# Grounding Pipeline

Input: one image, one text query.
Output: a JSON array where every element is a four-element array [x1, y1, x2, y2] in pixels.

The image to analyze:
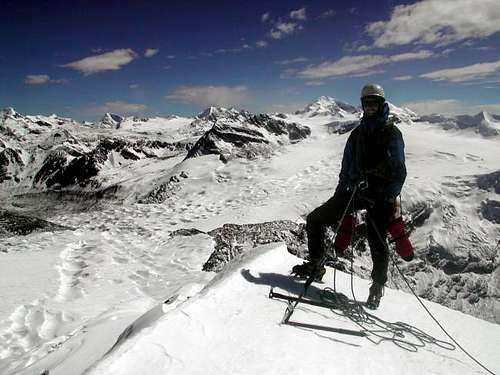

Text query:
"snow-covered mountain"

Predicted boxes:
[[98, 113, 124, 129], [416, 111, 500, 137], [295, 95, 360, 118], [1, 101, 500, 374]]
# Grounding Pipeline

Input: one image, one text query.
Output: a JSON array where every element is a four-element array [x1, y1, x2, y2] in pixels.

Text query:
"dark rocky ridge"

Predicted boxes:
[[0, 209, 72, 239], [481, 199, 500, 224], [477, 170, 500, 194], [185, 115, 310, 161], [34, 137, 188, 188]]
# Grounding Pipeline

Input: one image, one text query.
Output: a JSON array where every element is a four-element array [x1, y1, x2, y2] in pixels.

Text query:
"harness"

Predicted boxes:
[[351, 119, 400, 193]]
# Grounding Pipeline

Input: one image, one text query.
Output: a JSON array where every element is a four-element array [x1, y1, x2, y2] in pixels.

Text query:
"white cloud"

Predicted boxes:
[[349, 8, 358, 15], [393, 75, 413, 81], [166, 85, 249, 107], [300, 55, 386, 78], [290, 8, 306, 21], [24, 74, 67, 85], [356, 45, 372, 52], [62, 49, 138, 75], [129, 84, 140, 89], [261, 12, 270, 22], [256, 40, 268, 48], [305, 81, 326, 86], [24, 74, 50, 84], [366, 0, 500, 48], [402, 99, 462, 115], [420, 60, 500, 82], [442, 48, 456, 55], [97, 101, 147, 114], [276, 57, 309, 65], [166, 55, 176, 59], [390, 50, 434, 62], [299, 51, 434, 79], [144, 48, 159, 57], [319, 9, 336, 19], [270, 21, 303, 40]]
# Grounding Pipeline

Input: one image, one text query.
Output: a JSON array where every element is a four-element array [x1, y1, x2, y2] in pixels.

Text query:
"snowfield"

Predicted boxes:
[[0, 98, 499, 374], [87, 245, 500, 375]]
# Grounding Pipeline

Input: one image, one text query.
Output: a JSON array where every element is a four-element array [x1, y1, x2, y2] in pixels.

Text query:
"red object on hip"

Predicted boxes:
[[334, 214, 355, 254], [388, 217, 414, 261]]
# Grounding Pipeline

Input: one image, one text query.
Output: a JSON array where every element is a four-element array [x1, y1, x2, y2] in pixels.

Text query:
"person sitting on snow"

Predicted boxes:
[[292, 83, 414, 309]]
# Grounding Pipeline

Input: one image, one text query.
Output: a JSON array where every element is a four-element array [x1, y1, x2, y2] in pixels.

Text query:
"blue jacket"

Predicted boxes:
[[336, 103, 407, 201]]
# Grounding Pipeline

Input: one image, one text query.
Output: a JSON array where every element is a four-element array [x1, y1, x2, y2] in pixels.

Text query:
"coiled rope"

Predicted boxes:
[[323, 191, 496, 374]]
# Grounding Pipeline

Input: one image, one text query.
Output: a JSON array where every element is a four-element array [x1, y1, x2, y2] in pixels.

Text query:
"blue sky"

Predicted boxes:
[[1, 0, 499, 121]]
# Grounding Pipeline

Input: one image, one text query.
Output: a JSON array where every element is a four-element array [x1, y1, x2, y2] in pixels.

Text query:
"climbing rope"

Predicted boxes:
[[321, 197, 495, 375], [325, 192, 456, 353]]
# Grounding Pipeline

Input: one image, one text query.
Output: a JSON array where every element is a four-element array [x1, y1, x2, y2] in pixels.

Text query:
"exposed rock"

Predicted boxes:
[[34, 137, 186, 188], [325, 120, 359, 135], [477, 170, 500, 194], [481, 199, 500, 224], [185, 116, 310, 161], [138, 180, 181, 204], [99, 113, 124, 129], [0, 143, 25, 183], [202, 221, 306, 272], [0, 209, 72, 238], [170, 228, 205, 237]]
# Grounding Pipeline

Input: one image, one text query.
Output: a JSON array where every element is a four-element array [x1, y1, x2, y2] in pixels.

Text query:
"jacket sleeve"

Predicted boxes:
[[336, 132, 354, 193], [385, 131, 407, 200]]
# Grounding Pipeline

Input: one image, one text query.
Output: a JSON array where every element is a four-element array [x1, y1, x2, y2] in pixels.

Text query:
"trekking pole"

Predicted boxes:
[[281, 182, 363, 323]]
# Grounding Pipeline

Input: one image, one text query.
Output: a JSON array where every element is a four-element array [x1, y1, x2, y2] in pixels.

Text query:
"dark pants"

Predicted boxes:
[[306, 190, 392, 285]]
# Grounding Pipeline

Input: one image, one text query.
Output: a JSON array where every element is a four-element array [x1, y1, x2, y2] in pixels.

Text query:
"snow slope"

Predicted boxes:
[[86, 244, 500, 375]]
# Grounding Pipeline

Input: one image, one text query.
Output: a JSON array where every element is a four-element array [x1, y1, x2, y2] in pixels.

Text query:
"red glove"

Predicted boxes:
[[388, 217, 414, 261], [334, 214, 356, 254]]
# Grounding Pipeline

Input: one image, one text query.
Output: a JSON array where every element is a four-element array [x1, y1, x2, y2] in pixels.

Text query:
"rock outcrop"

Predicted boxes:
[[185, 114, 310, 161]]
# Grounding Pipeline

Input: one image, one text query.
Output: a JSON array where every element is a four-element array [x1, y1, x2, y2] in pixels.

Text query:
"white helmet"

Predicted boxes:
[[360, 83, 385, 101]]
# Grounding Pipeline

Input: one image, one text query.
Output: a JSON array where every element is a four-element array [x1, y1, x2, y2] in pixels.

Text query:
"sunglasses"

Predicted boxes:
[[362, 98, 382, 107]]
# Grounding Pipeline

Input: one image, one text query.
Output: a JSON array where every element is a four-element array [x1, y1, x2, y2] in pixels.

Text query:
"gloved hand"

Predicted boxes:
[[388, 217, 414, 261], [334, 214, 356, 254]]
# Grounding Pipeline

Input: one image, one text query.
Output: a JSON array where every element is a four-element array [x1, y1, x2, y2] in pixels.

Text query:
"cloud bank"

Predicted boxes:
[[62, 49, 138, 75], [366, 0, 500, 47]]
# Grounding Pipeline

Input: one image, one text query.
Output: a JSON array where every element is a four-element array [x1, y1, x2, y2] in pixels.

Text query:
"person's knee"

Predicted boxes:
[[306, 209, 321, 229]]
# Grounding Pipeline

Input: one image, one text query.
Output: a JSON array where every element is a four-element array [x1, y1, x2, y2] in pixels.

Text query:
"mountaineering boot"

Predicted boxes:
[[291, 261, 326, 282], [366, 282, 384, 310]]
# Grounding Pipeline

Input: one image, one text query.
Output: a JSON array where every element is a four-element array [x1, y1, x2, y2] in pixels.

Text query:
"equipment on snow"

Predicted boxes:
[[269, 288, 367, 337], [388, 217, 414, 261]]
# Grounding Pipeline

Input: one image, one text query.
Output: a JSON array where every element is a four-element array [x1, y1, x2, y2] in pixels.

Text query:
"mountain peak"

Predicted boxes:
[[296, 97, 360, 118], [99, 113, 124, 129]]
